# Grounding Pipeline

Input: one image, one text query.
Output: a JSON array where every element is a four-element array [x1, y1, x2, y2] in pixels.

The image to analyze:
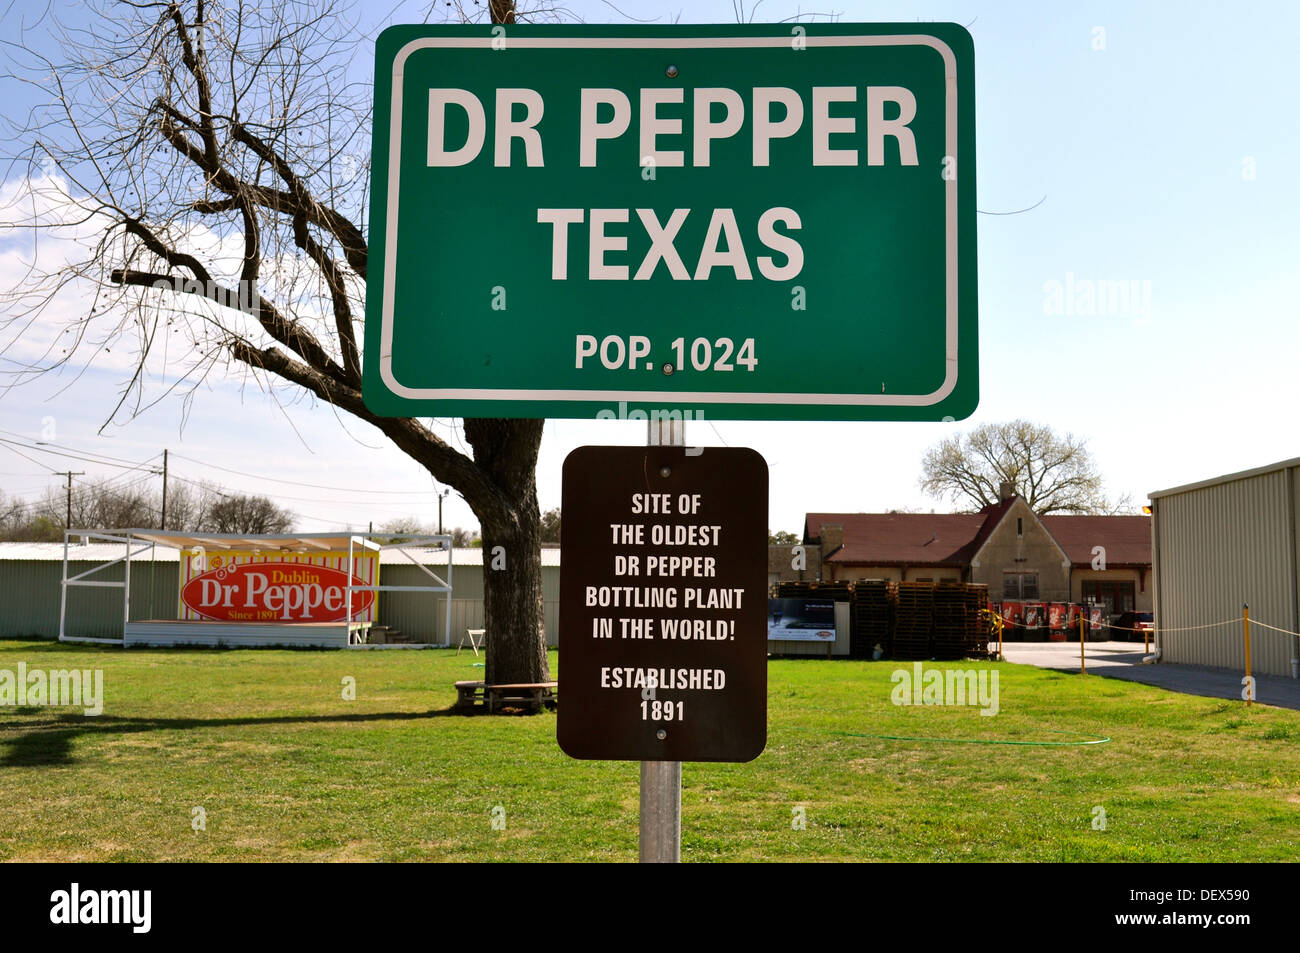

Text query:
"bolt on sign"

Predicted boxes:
[[557, 446, 768, 763], [363, 23, 977, 421]]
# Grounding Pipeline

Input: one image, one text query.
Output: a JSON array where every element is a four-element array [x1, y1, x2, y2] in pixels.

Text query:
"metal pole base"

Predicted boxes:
[[639, 760, 681, 863]]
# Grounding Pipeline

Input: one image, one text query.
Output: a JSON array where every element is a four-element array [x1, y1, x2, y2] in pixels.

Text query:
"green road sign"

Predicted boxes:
[[364, 23, 977, 421]]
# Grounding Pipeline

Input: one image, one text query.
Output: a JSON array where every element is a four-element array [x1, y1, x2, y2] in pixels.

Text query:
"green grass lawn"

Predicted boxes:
[[1, 639, 1297, 861]]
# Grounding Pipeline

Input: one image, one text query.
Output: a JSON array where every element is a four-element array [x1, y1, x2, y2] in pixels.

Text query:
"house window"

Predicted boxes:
[[1017, 517, 1023, 536], [1003, 572, 1039, 600], [1082, 580, 1135, 615]]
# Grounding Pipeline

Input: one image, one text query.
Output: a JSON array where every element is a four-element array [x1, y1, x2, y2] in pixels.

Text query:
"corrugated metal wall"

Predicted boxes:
[[0, 558, 563, 647], [0, 558, 178, 640], [1152, 464, 1300, 677], [376, 564, 560, 645]]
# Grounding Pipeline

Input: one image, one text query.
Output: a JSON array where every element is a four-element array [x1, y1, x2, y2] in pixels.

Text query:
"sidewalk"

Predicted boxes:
[[1000, 640, 1300, 711]]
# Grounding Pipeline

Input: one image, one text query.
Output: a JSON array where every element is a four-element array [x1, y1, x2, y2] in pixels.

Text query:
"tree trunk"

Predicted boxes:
[[462, 418, 551, 687], [480, 504, 550, 686]]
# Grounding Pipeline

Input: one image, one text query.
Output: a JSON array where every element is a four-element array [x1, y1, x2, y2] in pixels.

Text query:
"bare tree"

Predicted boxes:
[[0, 491, 60, 540], [3, 475, 160, 531], [62, 476, 158, 528], [0, 514, 63, 542], [1, 0, 554, 687], [206, 493, 294, 533], [373, 516, 427, 544], [0, 472, 286, 537], [162, 477, 223, 531], [919, 419, 1132, 515]]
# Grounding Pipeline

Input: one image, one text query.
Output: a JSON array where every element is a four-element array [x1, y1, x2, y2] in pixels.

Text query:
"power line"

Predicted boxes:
[[0, 441, 62, 472], [2, 462, 158, 500], [166, 470, 435, 513], [0, 429, 164, 469], [0, 472, 162, 518], [2, 444, 450, 530], [0, 437, 162, 474], [161, 474, 354, 531], [168, 451, 437, 495], [0, 433, 436, 499]]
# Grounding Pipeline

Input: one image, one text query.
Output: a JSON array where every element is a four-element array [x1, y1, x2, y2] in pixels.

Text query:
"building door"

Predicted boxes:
[[1082, 580, 1135, 616]]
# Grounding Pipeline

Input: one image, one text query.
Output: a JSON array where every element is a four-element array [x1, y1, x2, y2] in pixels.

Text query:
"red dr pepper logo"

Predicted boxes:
[[182, 562, 373, 622]]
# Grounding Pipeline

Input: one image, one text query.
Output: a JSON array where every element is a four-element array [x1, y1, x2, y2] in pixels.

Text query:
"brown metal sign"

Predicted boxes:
[[557, 445, 768, 763]]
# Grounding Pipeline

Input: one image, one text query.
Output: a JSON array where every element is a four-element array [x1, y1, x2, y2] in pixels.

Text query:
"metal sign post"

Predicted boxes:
[[556, 430, 768, 860], [642, 416, 682, 864], [640, 759, 681, 863]]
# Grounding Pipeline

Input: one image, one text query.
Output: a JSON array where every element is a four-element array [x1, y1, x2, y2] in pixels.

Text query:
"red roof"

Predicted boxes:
[[804, 505, 1151, 569], [805, 507, 1003, 566], [1040, 515, 1151, 567]]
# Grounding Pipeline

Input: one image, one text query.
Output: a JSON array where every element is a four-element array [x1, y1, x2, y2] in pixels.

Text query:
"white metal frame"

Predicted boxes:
[[58, 529, 455, 647], [59, 530, 155, 644], [346, 534, 454, 646]]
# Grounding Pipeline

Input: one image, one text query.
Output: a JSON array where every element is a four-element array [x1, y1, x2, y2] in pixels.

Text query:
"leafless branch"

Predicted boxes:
[[920, 419, 1123, 516]]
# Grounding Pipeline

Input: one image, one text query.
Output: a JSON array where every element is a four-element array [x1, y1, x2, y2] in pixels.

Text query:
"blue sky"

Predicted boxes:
[[0, 0, 1297, 534]]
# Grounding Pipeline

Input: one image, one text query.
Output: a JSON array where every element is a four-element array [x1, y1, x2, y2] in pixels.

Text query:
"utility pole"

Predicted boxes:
[[159, 449, 168, 530], [437, 488, 449, 535], [54, 471, 84, 529]]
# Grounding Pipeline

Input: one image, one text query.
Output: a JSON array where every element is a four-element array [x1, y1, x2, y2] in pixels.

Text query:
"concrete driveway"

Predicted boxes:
[[998, 640, 1300, 711]]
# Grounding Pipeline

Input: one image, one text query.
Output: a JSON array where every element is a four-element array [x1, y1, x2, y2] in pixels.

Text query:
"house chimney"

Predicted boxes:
[[820, 523, 844, 553], [998, 481, 1015, 502]]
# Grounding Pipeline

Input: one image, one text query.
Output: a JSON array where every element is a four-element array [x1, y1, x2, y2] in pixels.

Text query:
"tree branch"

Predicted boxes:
[[110, 227, 345, 385], [228, 341, 510, 526]]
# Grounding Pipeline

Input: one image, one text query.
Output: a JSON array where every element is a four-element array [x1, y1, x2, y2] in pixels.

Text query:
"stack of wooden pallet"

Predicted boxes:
[[777, 581, 852, 601], [932, 582, 969, 660], [850, 579, 894, 658], [892, 582, 935, 660], [965, 584, 991, 659]]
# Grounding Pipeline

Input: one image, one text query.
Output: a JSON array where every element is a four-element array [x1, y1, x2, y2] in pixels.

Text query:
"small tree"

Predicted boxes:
[[374, 517, 428, 544], [0, 492, 64, 541], [540, 508, 561, 544], [768, 530, 798, 545], [919, 419, 1131, 515], [205, 494, 294, 534]]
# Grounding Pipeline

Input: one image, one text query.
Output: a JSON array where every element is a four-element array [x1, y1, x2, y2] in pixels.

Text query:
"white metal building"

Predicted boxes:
[[1150, 457, 1300, 678], [0, 538, 563, 647]]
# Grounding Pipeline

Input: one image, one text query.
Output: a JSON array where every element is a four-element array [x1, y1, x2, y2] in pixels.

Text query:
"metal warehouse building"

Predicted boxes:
[[1151, 457, 1300, 678], [0, 542, 562, 647]]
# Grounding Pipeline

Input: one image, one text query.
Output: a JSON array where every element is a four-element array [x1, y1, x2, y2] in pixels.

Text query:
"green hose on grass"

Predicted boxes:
[[825, 727, 1110, 747]]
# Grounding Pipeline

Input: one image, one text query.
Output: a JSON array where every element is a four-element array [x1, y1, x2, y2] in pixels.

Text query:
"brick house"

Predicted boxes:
[[803, 486, 1152, 616]]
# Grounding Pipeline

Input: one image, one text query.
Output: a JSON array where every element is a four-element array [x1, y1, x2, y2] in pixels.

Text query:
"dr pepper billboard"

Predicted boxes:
[[180, 555, 375, 623]]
